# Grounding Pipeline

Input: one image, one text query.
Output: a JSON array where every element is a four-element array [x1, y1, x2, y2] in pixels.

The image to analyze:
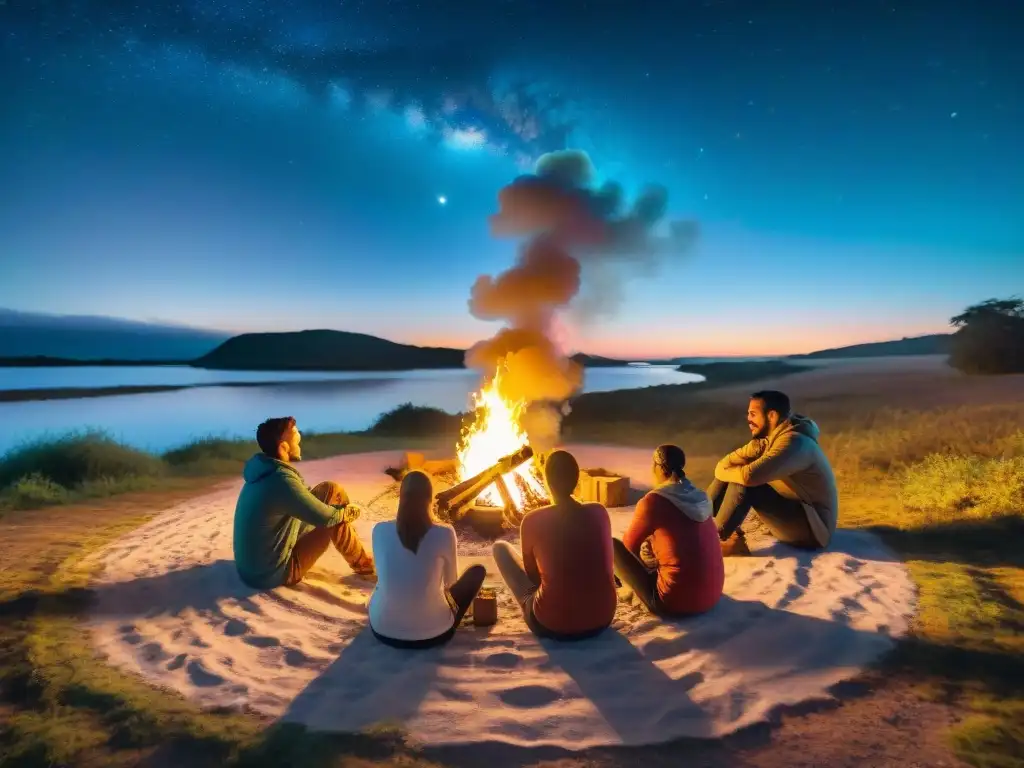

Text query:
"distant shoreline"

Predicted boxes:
[[0, 380, 319, 403], [0, 360, 810, 404]]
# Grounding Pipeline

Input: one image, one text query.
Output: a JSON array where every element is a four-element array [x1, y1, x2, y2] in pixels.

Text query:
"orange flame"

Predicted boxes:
[[456, 367, 546, 508]]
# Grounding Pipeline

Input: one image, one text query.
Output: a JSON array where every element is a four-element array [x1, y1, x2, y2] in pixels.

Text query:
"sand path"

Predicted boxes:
[[85, 446, 916, 749]]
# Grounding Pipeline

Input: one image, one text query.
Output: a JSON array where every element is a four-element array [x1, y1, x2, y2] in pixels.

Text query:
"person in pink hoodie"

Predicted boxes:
[[613, 444, 725, 616]]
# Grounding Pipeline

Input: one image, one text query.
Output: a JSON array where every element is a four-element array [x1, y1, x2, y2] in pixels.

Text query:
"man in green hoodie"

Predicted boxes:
[[708, 390, 839, 556], [233, 416, 376, 589]]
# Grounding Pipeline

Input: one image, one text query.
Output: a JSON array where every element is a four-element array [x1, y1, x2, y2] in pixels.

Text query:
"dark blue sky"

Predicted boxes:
[[1, 0, 1021, 357]]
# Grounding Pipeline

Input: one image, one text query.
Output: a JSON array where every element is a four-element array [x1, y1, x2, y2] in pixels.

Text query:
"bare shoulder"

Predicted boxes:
[[581, 501, 610, 518], [520, 503, 556, 530], [523, 503, 556, 520]]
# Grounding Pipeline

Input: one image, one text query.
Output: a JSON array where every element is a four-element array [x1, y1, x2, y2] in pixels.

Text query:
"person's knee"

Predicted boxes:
[[491, 540, 515, 559], [311, 480, 349, 505]]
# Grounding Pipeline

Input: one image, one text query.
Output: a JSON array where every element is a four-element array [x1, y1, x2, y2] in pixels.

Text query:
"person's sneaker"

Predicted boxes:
[[721, 531, 751, 557]]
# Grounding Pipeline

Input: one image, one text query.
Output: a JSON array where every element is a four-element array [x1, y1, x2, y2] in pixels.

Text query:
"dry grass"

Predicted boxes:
[[1, 362, 1023, 766]]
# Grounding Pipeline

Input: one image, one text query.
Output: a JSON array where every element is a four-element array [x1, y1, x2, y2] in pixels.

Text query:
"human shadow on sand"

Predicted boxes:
[[537, 629, 711, 743], [4, 559, 373, 626], [279, 628, 442, 733]]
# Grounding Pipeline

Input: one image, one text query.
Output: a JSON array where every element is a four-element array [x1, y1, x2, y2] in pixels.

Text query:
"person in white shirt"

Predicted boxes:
[[368, 470, 486, 648]]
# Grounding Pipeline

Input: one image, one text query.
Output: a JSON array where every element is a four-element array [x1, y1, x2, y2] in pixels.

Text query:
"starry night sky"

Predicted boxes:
[[1, 0, 1021, 357]]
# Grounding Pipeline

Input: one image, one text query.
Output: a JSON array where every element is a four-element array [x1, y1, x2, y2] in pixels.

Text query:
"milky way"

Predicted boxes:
[[4, 0, 585, 165]]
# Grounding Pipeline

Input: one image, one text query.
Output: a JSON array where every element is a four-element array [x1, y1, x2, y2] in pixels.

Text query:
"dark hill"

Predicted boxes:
[[194, 330, 632, 371], [194, 330, 467, 371], [789, 333, 952, 359]]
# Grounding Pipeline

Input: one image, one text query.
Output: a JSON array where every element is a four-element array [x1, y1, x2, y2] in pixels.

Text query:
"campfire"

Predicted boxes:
[[437, 371, 550, 533], [391, 368, 632, 538]]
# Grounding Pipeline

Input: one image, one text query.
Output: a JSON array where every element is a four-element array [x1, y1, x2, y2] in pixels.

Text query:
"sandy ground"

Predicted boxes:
[[697, 354, 1024, 407], [85, 445, 916, 750]]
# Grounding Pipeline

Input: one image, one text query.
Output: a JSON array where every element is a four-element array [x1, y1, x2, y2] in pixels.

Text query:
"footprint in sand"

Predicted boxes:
[[483, 651, 521, 669], [186, 659, 225, 687], [776, 564, 812, 610], [140, 642, 169, 663], [830, 595, 867, 625], [244, 635, 281, 649], [167, 653, 187, 671], [842, 557, 864, 574], [223, 619, 249, 637], [284, 648, 313, 668], [498, 685, 561, 708]]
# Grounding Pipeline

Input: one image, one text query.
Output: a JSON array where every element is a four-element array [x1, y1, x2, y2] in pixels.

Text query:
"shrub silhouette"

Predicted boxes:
[[949, 297, 1024, 375]]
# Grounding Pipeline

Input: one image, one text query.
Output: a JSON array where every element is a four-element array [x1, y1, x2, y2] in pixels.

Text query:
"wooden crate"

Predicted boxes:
[[594, 475, 630, 507], [575, 470, 630, 506]]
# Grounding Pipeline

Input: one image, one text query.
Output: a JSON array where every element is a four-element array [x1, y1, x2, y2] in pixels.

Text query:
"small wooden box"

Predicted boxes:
[[473, 588, 498, 627], [421, 457, 456, 475], [594, 475, 630, 508]]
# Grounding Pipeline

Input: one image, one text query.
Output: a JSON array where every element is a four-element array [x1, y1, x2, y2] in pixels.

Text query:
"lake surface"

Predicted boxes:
[[0, 365, 702, 455]]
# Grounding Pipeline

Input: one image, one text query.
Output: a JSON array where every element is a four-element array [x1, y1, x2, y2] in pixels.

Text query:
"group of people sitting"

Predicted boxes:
[[233, 389, 838, 648]]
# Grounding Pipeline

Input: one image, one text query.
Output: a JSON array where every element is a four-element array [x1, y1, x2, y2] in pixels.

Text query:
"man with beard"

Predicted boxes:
[[709, 391, 838, 557], [233, 416, 376, 589]]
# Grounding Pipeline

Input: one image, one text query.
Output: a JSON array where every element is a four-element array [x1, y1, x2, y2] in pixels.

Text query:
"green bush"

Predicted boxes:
[[0, 473, 69, 509], [163, 437, 254, 467], [366, 403, 463, 437], [0, 432, 165, 490]]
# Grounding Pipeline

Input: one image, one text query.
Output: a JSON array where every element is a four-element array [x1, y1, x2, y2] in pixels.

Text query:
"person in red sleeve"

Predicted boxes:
[[613, 444, 725, 617]]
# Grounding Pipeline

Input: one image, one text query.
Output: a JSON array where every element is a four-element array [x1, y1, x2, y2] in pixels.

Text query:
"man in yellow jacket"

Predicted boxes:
[[709, 390, 838, 557]]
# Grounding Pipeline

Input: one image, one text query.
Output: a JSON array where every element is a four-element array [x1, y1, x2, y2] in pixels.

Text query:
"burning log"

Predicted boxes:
[[434, 445, 534, 524]]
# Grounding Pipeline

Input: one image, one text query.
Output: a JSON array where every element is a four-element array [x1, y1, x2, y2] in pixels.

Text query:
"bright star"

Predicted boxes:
[[437, 195, 447, 205]]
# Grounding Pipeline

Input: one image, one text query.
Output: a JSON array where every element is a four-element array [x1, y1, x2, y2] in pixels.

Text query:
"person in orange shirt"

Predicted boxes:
[[492, 450, 617, 640], [614, 444, 725, 616]]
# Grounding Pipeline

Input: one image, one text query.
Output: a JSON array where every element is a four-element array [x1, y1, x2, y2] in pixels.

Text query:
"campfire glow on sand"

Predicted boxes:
[[455, 368, 547, 509]]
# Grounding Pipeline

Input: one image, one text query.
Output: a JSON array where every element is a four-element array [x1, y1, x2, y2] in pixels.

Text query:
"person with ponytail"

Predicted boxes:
[[368, 471, 486, 648], [613, 444, 724, 616]]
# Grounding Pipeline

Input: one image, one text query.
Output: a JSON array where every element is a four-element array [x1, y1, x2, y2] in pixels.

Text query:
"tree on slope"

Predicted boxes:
[[949, 297, 1024, 374]]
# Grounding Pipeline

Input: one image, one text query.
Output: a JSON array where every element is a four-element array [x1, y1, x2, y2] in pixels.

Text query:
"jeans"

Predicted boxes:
[[491, 541, 607, 642], [612, 538, 666, 616], [284, 481, 374, 585], [708, 478, 818, 548], [372, 564, 487, 649]]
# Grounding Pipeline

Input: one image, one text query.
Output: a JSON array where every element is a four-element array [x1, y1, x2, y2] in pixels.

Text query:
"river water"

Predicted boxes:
[[0, 365, 702, 455]]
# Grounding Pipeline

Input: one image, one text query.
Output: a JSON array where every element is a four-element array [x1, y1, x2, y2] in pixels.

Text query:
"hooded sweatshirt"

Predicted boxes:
[[716, 415, 839, 548], [621, 479, 725, 615], [233, 453, 347, 589]]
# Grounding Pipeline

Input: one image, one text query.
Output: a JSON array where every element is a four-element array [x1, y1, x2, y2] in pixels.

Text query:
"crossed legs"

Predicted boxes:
[[707, 479, 819, 548]]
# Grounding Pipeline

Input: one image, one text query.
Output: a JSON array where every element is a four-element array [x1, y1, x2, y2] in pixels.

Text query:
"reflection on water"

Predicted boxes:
[[0, 366, 701, 454], [0, 365, 472, 390]]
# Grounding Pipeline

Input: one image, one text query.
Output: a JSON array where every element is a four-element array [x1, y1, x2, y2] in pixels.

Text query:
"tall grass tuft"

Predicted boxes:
[[366, 403, 463, 437], [0, 431, 166, 490], [901, 453, 1024, 520], [162, 436, 255, 475]]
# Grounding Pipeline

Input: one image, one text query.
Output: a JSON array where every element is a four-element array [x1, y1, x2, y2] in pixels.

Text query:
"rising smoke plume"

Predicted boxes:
[[466, 150, 699, 450]]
